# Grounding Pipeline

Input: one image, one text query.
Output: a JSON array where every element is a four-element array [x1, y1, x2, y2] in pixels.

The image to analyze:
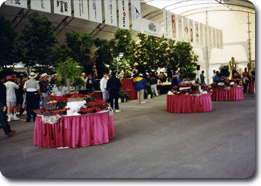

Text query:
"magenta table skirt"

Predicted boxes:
[[167, 94, 212, 113], [211, 87, 244, 101], [34, 112, 115, 148]]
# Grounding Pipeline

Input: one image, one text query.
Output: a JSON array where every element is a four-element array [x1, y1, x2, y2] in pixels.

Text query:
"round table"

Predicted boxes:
[[167, 93, 212, 113], [34, 112, 115, 148], [211, 87, 244, 101]]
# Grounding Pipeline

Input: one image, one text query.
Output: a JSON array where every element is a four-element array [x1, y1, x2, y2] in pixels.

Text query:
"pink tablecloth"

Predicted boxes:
[[167, 94, 212, 113], [211, 87, 244, 101], [34, 112, 115, 148]]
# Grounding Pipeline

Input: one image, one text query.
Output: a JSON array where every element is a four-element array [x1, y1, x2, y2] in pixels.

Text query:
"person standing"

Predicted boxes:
[[15, 77, 24, 116], [86, 73, 96, 93], [106, 71, 121, 112], [149, 73, 159, 97], [0, 74, 16, 137], [134, 73, 147, 104], [23, 72, 43, 122], [100, 72, 109, 100], [39, 73, 50, 106], [242, 68, 249, 93], [171, 72, 179, 89], [4, 76, 19, 122], [200, 71, 205, 84]]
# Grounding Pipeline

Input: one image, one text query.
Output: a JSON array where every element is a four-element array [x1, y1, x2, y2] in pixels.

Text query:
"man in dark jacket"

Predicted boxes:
[[171, 71, 179, 88], [106, 71, 122, 112], [0, 74, 16, 137]]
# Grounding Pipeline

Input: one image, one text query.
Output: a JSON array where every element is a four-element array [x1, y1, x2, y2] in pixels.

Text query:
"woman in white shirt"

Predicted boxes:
[[4, 76, 19, 121], [100, 72, 109, 100]]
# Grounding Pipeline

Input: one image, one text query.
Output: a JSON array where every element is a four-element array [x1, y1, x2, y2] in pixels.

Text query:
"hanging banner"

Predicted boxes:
[[212, 27, 217, 48], [200, 23, 204, 46], [204, 24, 208, 47], [31, 0, 51, 13], [163, 9, 170, 39], [177, 15, 183, 42], [208, 26, 212, 48], [104, 0, 117, 27], [171, 13, 177, 40], [118, 0, 129, 30], [89, 0, 102, 23], [183, 17, 189, 43], [194, 21, 199, 45], [220, 30, 223, 49], [54, 0, 71, 16], [73, 0, 88, 20], [141, 18, 162, 37], [5, 0, 27, 8], [131, 0, 142, 32], [216, 29, 220, 49], [189, 19, 193, 44]]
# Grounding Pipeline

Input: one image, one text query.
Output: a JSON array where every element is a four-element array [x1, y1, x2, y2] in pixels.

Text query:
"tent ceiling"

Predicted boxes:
[[144, 0, 254, 16], [0, 0, 255, 42]]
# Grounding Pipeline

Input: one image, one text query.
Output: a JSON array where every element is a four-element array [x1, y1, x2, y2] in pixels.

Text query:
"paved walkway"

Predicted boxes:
[[0, 94, 256, 178]]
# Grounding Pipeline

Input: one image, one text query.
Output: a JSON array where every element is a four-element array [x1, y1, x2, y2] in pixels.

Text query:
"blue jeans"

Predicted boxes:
[[102, 91, 109, 100]]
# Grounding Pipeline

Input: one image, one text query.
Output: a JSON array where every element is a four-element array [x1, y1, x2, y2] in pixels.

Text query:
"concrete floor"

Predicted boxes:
[[0, 94, 256, 179]]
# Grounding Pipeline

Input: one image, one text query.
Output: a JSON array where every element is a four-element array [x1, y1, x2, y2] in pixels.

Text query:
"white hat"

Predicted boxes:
[[81, 72, 86, 75], [139, 73, 143, 77], [29, 72, 37, 79], [40, 73, 48, 79]]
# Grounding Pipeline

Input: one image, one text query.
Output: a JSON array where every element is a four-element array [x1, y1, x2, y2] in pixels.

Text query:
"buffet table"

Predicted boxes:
[[211, 87, 244, 101], [167, 93, 212, 113], [157, 82, 172, 95], [34, 112, 115, 148]]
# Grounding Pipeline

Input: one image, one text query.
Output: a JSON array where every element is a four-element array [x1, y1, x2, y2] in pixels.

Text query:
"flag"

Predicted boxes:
[[213, 27, 217, 48], [220, 30, 223, 49], [104, 0, 117, 27], [118, 0, 129, 30], [204, 24, 208, 47], [74, 0, 88, 20], [5, 0, 27, 8], [89, 0, 102, 23], [163, 9, 170, 39], [208, 26, 212, 48], [31, 0, 51, 13], [177, 15, 183, 42], [194, 21, 199, 45], [189, 19, 193, 44], [183, 17, 189, 43], [142, 18, 162, 37], [131, 0, 142, 32], [53, 0, 71, 16], [171, 13, 177, 40]]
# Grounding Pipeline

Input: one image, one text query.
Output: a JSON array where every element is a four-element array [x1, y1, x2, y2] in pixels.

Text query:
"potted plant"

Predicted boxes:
[[72, 76, 85, 91], [56, 58, 83, 87]]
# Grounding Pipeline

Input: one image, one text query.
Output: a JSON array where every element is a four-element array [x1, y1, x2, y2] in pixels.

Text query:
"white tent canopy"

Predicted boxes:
[[0, 0, 255, 83]]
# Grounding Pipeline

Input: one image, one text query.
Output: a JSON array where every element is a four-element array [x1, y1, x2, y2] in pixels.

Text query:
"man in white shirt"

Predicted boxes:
[[4, 76, 19, 122], [100, 72, 109, 100]]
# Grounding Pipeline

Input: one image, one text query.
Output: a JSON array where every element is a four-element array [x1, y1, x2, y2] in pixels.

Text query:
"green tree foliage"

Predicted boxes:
[[56, 58, 83, 79], [19, 12, 57, 74], [219, 65, 230, 77], [94, 38, 114, 78], [0, 14, 18, 68], [54, 30, 95, 73]]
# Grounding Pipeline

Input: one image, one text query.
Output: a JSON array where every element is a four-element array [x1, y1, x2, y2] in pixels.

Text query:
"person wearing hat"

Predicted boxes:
[[39, 73, 50, 106], [23, 72, 43, 122], [0, 74, 16, 137], [4, 76, 19, 122], [134, 73, 147, 104], [81, 72, 87, 90]]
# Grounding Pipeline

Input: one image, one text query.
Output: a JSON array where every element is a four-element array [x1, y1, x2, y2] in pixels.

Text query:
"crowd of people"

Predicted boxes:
[[211, 67, 255, 93], [0, 67, 255, 137]]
